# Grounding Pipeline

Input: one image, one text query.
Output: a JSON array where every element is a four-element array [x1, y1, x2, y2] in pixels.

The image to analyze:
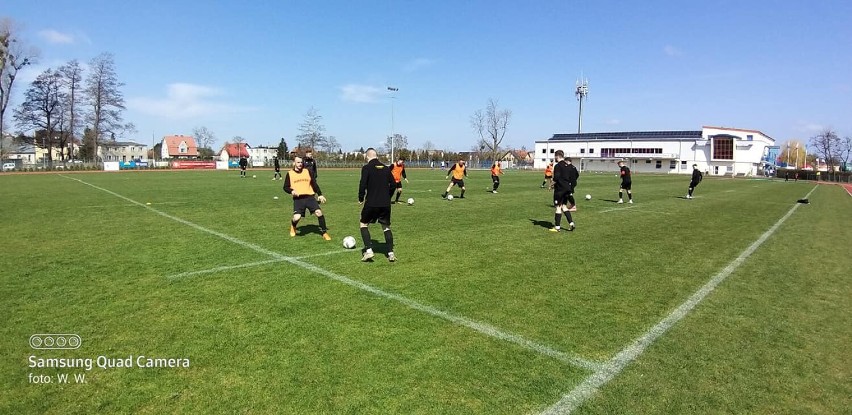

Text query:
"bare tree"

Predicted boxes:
[[321, 135, 341, 158], [192, 126, 216, 158], [296, 106, 327, 152], [84, 53, 132, 160], [384, 133, 408, 158], [809, 128, 842, 173], [14, 68, 65, 165], [1, 18, 37, 160], [58, 60, 83, 160], [470, 98, 511, 164], [842, 135, 851, 171]]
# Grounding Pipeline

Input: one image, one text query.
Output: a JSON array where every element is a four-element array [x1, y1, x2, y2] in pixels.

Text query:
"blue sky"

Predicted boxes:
[[5, 0, 851, 152]]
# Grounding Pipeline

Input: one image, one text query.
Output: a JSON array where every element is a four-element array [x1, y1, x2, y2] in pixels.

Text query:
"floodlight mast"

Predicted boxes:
[[575, 78, 589, 134], [388, 87, 399, 162]]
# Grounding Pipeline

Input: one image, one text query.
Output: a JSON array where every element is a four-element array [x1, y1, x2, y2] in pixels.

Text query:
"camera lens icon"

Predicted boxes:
[[30, 334, 82, 350]]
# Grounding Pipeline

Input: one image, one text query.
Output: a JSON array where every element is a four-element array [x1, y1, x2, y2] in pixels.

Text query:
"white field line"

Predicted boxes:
[[541, 184, 819, 415], [166, 250, 351, 280], [597, 205, 671, 215], [61, 175, 602, 372], [80, 201, 189, 208]]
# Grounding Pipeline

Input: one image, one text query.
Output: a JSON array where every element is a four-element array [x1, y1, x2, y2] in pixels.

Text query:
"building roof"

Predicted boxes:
[[547, 131, 703, 141], [162, 135, 198, 156], [101, 141, 147, 147], [222, 143, 250, 157]]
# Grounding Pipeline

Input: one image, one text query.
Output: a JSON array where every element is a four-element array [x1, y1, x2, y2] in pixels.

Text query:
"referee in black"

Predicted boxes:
[[358, 148, 397, 262]]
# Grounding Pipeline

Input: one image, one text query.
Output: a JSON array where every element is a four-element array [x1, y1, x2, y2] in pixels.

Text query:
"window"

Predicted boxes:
[[747, 135, 753, 141], [550, 148, 555, 153], [589, 148, 594, 153], [646, 159, 651, 163], [713, 136, 734, 160], [670, 161, 676, 169], [656, 160, 662, 169], [541, 149, 546, 154], [681, 161, 687, 166], [580, 148, 585, 154]]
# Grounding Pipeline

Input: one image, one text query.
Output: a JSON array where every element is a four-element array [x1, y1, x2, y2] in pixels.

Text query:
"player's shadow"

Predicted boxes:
[[362, 240, 390, 255], [529, 218, 553, 229], [675, 196, 691, 200], [601, 198, 621, 203], [299, 224, 324, 236]]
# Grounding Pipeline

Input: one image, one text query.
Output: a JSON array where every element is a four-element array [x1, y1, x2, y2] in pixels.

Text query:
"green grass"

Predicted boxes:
[[0, 168, 849, 414]]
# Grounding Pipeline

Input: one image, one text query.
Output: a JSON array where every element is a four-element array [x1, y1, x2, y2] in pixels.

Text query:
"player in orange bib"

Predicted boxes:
[[541, 162, 554, 188], [490, 162, 503, 193], [390, 157, 408, 204], [283, 156, 331, 240], [442, 159, 467, 199]]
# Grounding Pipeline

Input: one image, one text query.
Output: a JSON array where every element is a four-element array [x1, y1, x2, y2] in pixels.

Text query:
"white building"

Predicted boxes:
[[99, 141, 149, 162], [533, 126, 775, 176]]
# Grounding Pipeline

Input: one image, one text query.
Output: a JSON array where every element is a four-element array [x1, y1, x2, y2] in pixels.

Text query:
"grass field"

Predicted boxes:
[[1, 168, 850, 414]]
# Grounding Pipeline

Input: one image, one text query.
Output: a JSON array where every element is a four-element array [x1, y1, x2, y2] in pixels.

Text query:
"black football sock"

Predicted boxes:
[[360, 227, 372, 249], [554, 213, 562, 227], [564, 211, 573, 223], [460, 189, 465, 197], [383, 228, 394, 252], [619, 191, 623, 199], [628, 192, 632, 200], [395, 192, 401, 203], [568, 194, 575, 205], [317, 216, 328, 232], [688, 188, 693, 196]]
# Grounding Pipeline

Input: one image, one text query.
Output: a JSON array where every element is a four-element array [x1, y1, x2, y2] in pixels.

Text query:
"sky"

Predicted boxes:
[[4, 0, 851, 152]]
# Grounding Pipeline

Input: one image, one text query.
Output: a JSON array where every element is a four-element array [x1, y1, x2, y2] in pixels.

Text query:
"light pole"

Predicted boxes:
[[575, 77, 589, 134], [388, 87, 398, 162]]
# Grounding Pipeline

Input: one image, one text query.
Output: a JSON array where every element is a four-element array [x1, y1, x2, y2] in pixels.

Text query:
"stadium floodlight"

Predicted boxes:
[[575, 77, 589, 134], [388, 87, 398, 162]]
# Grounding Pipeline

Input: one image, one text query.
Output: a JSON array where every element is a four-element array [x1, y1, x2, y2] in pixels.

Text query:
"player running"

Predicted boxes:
[[687, 164, 703, 199], [490, 162, 503, 193], [541, 161, 554, 188], [272, 157, 282, 180], [358, 148, 397, 262]]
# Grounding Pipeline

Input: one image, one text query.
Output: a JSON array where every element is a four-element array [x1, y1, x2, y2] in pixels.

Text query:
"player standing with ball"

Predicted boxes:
[[358, 148, 397, 262], [283, 157, 331, 241]]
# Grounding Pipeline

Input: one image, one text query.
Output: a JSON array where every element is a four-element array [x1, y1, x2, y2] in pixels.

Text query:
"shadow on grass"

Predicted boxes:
[[528, 218, 553, 229]]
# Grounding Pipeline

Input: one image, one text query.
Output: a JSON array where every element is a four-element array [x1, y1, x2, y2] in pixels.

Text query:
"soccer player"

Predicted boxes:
[[358, 148, 397, 262], [687, 164, 703, 199], [541, 161, 554, 188], [303, 149, 318, 180], [283, 156, 331, 240], [490, 162, 503, 193], [550, 150, 575, 232], [565, 158, 580, 211], [617, 160, 633, 204], [391, 157, 408, 204], [272, 157, 282, 180], [238, 155, 248, 178], [442, 159, 467, 199]]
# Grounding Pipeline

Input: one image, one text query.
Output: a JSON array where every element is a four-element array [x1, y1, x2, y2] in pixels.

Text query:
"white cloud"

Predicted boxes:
[[128, 83, 255, 119], [403, 57, 435, 72], [663, 45, 682, 57], [39, 29, 75, 44], [339, 84, 385, 103]]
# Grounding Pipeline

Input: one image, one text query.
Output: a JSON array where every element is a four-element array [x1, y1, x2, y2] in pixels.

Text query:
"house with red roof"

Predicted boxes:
[[218, 142, 251, 162], [160, 135, 198, 159]]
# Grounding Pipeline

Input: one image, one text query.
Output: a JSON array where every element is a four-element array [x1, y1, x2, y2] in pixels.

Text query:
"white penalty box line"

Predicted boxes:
[[60, 174, 602, 372], [166, 250, 351, 280], [541, 185, 819, 414]]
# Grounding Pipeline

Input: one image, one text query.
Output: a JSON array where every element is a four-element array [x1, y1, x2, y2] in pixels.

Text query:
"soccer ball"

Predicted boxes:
[[585, 194, 592, 200], [252, 175, 256, 178], [342, 236, 357, 249], [407, 197, 414, 205], [447, 194, 454, 201]]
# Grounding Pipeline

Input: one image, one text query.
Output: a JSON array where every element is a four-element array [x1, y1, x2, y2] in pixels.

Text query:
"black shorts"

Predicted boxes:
[[240, 166, 247, 171], [293, 196, 321, 216], [451, 178, 465, 187], [491, 175, 500, 182], [394, 181, 403, 190], [620, 181, 632, 190], [360, 206, 391, 226], [689, 181, 700, 189], [553, 190, 570, 205]]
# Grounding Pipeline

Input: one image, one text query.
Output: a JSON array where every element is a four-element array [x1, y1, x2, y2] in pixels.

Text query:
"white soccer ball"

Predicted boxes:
[[407, 197, 414, 205], [585, 194, 592, 200], [342, 236, 357, 249], [252, 175, 256, 178], [447, 194, 454, 201], [273, 196, 279, 200]]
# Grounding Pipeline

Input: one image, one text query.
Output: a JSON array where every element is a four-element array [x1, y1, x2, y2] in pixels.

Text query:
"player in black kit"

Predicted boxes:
[[617, 160, 633, 204]]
